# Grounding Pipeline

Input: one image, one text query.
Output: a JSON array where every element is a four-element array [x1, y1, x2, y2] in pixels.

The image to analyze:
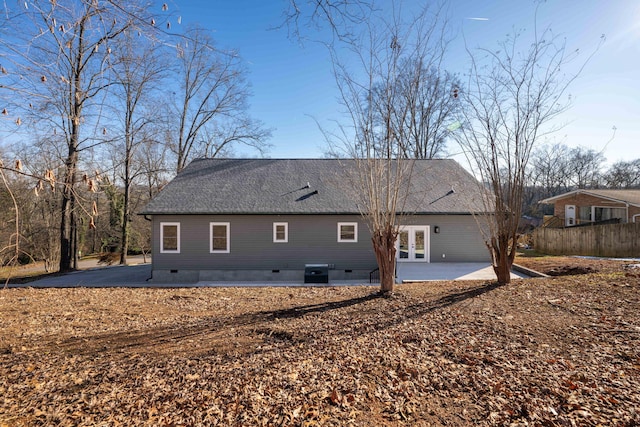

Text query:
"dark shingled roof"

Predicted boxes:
[[140, 158, 487, 215]]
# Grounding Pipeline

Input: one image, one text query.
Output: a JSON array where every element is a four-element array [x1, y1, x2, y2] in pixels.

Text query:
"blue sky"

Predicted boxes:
[[173, 0, 640, 165]]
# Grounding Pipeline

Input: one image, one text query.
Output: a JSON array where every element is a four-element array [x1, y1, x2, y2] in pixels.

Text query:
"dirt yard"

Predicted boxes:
[[515, 254, 639, 277], [0, 256, 639, 426]]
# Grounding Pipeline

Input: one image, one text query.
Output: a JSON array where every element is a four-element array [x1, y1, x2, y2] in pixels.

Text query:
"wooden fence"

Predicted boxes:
[[533, 222, 640, 257]]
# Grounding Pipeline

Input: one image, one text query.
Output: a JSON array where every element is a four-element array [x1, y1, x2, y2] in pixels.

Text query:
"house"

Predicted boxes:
[[539, 189, 640, 227], [140, 158, 490, 283]]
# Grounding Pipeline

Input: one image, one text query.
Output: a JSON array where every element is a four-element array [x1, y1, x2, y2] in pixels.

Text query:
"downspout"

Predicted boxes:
[[626, 202, 629, 223]]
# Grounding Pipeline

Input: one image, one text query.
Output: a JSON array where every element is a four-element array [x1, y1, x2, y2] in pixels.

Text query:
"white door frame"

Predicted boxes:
[[565, 204, 576, 226], [397, 226, 430, 262]]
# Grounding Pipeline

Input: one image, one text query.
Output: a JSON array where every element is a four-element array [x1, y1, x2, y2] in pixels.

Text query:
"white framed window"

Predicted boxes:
[[160, 222, 180, 253], [273, 222, 288, 243], [210, 222, 230, 253], [579, 206, 592, 222], [338, 222, 358, 242], [593, 206, 627, 222]]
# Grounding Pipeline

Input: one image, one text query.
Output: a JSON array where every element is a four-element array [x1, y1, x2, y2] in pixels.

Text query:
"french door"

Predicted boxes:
[[397, 226, 429, 262]]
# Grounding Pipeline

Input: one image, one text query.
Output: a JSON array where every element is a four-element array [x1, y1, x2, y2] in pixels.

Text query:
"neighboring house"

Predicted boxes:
[[539, 189, 640, 227], [140, 158, 490, 283]]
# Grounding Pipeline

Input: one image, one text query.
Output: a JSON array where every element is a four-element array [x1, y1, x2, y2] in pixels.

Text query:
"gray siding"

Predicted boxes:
[[151, 213, 489, 276], [403, 215, 490, 262], [152, 215, 377, 273]]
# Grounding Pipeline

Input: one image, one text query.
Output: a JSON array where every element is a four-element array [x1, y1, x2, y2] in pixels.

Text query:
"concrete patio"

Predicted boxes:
[[396, 262, 528, 283], [17, 262, 528, 288]]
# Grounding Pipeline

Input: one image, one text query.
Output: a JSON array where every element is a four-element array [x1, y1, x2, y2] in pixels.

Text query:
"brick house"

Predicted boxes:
[[539, 189, 640, 227]]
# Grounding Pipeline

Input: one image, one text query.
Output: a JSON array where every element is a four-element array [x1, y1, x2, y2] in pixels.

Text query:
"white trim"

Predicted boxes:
[[210, 222, 230, 253], [160, 222, 180, 254], [273, 222, 288, 243], [565, 204, 576, 226], [337, 222, 358, 242], [633, 214, 640, 223]]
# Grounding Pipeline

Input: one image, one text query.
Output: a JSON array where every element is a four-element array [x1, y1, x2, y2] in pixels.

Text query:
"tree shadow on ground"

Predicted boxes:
[[256, 292, 384, 319], [49, 281, 504, 357], [255, 281, 504, 322], [401, 281, 505, 318]]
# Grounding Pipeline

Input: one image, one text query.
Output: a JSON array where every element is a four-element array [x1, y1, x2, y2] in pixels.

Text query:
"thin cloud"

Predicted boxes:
[[466, 17, 489, 21]]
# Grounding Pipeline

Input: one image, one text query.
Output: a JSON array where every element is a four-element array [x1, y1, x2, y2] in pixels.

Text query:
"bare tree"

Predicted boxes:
[[393, 67, 461, 159], [524, 143, 608, 218], [603, 159, 640, 189], [0, 0, 155, 271], [567, 146, 605, 188], [0, 148, 63, 276], [529, 142, 573, 198], [136, 134, 170, 200], [282, 0, 374, 42], [327, 5, 450, 293], [523, 142, 573, 216], [0, 165, 21, 286], [167, 26, 271, 173], [199, 117, 272, 159], [110, 30, 165, 264], [11, 138, 64, 270], [457, 23, 601, 284]]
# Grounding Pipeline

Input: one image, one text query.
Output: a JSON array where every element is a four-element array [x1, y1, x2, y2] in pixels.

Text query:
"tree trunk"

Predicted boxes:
[[72, 207, 78, 270], [59, 148, 78, 272], [120, 221, 129, 265], [372, 229, 397, 294], [493, 254, 511, 284], [59, 197, 72, 272], [91, 195, 98, 254], [120, 156, 131, 265], [490, 234, 515, 284]]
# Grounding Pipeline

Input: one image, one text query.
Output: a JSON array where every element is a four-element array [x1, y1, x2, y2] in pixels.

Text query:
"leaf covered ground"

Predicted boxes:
[[1, 257, 639, 426]]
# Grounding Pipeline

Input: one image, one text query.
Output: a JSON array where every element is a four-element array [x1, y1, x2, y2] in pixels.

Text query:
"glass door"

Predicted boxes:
[[397, 226, 429, 262], [398, 229, 410, 259], [414, 228, 425, 260]]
